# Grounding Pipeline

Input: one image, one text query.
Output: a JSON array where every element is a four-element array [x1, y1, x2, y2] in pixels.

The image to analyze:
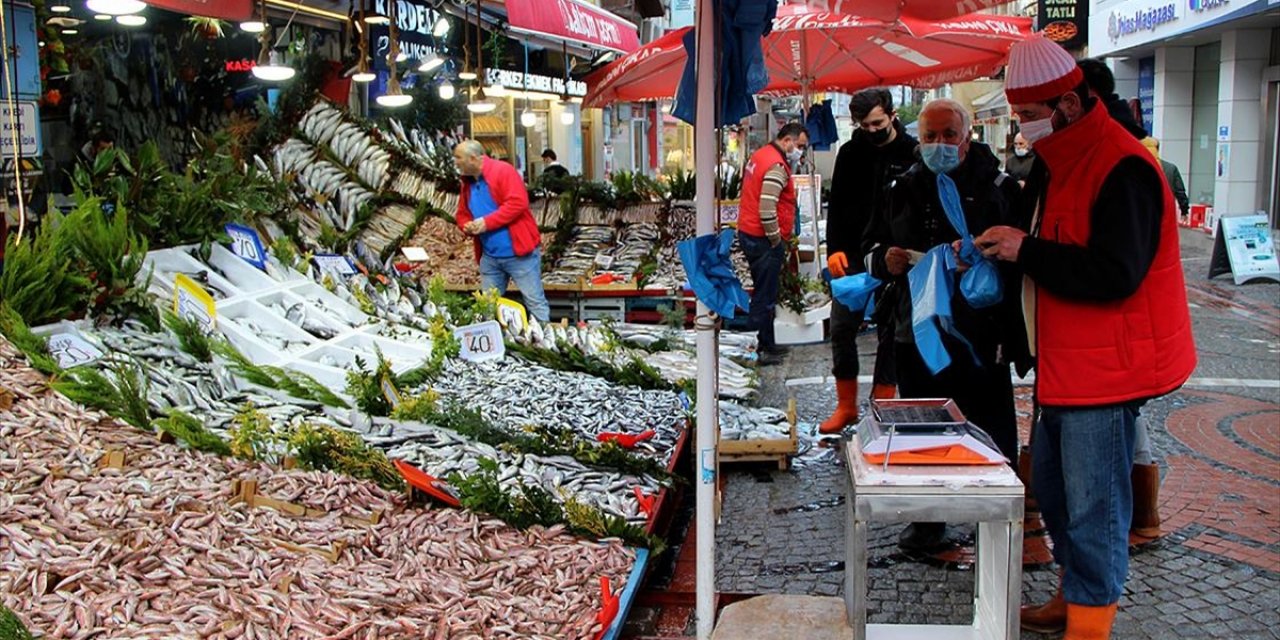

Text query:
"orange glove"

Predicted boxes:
[[827, 252, 849, 278]]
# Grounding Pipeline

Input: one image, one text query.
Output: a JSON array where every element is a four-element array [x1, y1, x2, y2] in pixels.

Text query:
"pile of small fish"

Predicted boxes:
[[545, 226, 617, 286], [363, 419, 660, 524], [611, 323, 759, 362], [596, 222, 660, 283], [404, 216, 481, 289], [644, 205, 755, 291], [719, 401, 792, 440], [0, 340, 635, 640], [409, 359, 687, 467]]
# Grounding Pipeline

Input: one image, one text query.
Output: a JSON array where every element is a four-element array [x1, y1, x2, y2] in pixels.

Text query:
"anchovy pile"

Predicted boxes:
[[545, 226, 617, 285], [365, 419, 660, 524], [0, 340, 634, 640], [719, 401, 791, 440], [597, 222, 660, 282], [413, 359, 686, 466], [610, 322, 759, 361]]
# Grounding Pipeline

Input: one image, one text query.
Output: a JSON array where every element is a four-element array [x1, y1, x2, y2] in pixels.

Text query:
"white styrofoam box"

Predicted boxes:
[[218, 316, 286, 365], [207, 244, 279, 294], [143, 247, 241, 302], [580, 297, 626, 322], [284, 280, 371, 327], [216, 299, 315, 356], [282, 359, 350, 391], [266, 255, 310, 283], [333, 332, 432, 370], [248, 289, 348, 341], [365, 320, 432, 345], [774, 307, 826, 345], [295, 343, 365, 371]]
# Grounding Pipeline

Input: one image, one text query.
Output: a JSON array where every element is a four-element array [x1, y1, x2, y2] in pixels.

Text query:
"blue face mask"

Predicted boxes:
[[920, 142, 961, 175]]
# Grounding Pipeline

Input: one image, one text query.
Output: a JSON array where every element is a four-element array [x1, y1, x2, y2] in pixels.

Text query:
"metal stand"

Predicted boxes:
[[843, 442, 1024, 640]]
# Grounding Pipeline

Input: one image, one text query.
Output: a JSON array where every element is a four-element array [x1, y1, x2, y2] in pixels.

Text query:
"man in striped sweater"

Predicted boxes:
[[738, 123, 809, 364]]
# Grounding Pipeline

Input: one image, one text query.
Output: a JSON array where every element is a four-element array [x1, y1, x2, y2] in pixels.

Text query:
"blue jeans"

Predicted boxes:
[[479, 248, 551, 322], [738, 233, 784, 351], [1032, 403, 1139, 605]]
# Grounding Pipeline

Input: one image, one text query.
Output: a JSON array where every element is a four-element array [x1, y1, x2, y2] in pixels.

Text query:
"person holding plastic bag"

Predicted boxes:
[[862, 99, 1026, 553]]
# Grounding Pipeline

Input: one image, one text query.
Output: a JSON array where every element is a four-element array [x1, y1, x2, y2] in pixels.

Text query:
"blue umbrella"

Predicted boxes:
[[677, 230, 751, 318], [672, 0, 777, 126]]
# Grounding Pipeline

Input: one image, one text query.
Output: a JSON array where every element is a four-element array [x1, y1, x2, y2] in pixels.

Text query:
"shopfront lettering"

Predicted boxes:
[[1188, 0, 1227, 11], [556, 0, 624, 47], [375, 0, 442, 37], [486, 68, 587, 96], [225, 58, 256, 72], [1107, 3, 1177, 41]]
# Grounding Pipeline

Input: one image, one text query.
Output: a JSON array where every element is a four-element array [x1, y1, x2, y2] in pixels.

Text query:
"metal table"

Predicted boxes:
[[843, 442, 1024, 640]]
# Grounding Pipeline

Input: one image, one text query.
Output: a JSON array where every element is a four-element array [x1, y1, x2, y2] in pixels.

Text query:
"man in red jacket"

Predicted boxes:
[[738, 122, 808, 365], [453, 140, 550, 322], [976, 36, 1196, 640]]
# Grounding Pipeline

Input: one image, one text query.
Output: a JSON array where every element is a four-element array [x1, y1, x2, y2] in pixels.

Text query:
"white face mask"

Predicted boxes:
[[1019, 117, 1054, 144], [1014, 148, 1030, 157]]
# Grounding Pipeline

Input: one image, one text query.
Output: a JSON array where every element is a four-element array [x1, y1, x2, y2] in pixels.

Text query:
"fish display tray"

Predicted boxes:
[[719, 399, 799, 470], [205, 244, 279, 294], [601, 548, 651, 640]]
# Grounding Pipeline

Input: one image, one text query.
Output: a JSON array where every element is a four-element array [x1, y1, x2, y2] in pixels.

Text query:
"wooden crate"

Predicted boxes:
[[718, 399, 798, 470]]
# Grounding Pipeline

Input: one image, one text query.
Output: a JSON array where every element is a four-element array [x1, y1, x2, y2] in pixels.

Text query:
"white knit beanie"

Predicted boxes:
[[1004, 34, 1084, 104]]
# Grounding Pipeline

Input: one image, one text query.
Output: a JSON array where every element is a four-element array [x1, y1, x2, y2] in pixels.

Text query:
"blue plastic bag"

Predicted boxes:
[[677, 230, 751, 318], [908, 245, 982, 375], [830, 272, 882, 314], [936, 173, 1002, 309]]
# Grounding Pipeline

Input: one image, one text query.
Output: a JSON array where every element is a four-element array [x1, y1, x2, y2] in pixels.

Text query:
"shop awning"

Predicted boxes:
[[144, 0, 254, 21], [501, 0, 641, 55]]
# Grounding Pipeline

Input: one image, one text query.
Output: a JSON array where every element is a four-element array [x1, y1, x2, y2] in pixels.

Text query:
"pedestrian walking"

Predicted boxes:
[[976, 35, 1196, 639], [453, 140, 552, 322], [737, 123, 809, 365], [820, 88, 918, 433], [863, 98, 1025, 551], [1142, 137, 1190, 216]]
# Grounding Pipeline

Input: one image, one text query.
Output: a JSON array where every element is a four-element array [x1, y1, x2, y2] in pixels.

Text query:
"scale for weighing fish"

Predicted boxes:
[[857, 399, 1005, 465]]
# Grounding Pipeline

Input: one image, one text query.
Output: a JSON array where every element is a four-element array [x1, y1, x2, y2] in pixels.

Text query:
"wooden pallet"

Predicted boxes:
[[718, 399, 798, 470]]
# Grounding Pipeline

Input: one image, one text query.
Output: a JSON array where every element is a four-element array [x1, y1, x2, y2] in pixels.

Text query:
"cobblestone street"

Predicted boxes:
[[625, 229, 1280, 639]]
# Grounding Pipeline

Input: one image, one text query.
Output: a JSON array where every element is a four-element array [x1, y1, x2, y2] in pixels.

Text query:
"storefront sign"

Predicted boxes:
[[1037, 0, 1088, 49], [370, 0, 446, 71], [504, 0, 640, 54], [1106, 2, 1178, 42], [226, 59, 256, 73], [2, 4, 40, 100], [1189, 0, 1229, 11], [0, 102, 41, 157], [143, 0, 253, 21], [485, 69, 587, 97], [1137, 56, 1155, 133], [1090, 0, 1267, 56], [1208, 214, 1280, 284]]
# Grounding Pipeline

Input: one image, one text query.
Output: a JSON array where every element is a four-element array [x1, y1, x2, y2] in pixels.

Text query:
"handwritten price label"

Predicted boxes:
[[173, 274, 217, 332], [495, 298, 528, 334], [313, 254, 358, 281], [225, 223, 268, 270], [454, 320, 505, 363], [47, 332, 104, 368]]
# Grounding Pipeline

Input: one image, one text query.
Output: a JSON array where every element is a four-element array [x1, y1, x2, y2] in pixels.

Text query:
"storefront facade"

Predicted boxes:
[[1089, 0, 1280, 222]]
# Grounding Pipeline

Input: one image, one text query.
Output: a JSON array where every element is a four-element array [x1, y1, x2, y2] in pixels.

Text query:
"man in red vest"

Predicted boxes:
[[976, 36, 1196, 640], [738, 122, 808, 365]]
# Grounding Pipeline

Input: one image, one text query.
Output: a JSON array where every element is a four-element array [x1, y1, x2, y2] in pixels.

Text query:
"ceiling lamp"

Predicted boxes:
[[350, 2, 375, 82], [115, 14, 147, 26], [94, 14, 112, 20], [458, 0, 477, 80], [375, 0, 412, 108], [376, 86, 413, 108], [521, 108, 535, 128], [362, 0, 389, 25], [433, 16, 450, 37], [63, 28, 79, 34], [352, 65, 376, 83], [51, 3, 72, 13], [86, 0, 145, 15], [419, 50, 444, 73], [485, 83, 505, 97], [240, 20, 266, 33], [560, 109, 575, 125], [439, 80, 455, 100], [253, 49, 296, 81], [467, 100, 496, 114], [458, 69, 477, 81]]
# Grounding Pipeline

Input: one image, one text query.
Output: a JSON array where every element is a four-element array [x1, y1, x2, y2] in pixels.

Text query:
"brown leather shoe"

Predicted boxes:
[[1021, 585, 1067, 634], [1130, 462, 1162, 539]]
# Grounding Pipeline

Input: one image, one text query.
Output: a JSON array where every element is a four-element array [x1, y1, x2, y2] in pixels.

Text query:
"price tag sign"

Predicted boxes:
[[454, 320, 505, 363], [225, 223, 268, 270], [173, 274, 217, 332], [594, 252, 615, 270], [495, 298, 528, 334], [380, 373, 403, 409], [313, 254, 358, 282], [47, 332, 104, 368]]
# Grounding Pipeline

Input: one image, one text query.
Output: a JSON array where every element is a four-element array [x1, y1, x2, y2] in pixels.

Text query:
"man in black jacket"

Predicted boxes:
[[864, 99, 1024, 551], [820, 88, 918, 434], [1077, 58, 1147, 139]]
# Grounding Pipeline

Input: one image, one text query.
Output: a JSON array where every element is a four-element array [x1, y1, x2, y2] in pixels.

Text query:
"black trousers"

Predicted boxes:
[[893, 341, 1018, 463], [830, 301, 898, 385]]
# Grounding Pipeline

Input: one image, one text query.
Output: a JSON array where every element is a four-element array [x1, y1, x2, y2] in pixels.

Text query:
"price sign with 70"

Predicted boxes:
[[454, 320, 505, 363]]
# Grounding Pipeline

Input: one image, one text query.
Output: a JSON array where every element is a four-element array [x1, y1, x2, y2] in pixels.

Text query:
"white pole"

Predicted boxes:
[[693, 0, 719, 635]]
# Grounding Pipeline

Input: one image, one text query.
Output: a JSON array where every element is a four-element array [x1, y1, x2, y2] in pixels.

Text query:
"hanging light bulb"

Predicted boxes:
[[240, 20, 266, 33], [362, 0, 390, 24], [50, 3, 72, 13], [439, 80, 455, 100], [87, 0, 145, 14], [352, 63, 376, 83], [485, 83, 505, 98], [376, 84, 413, 107], [521, 108, 536, 128], [458, 1, 477, 80], [115, 14, 147, 26], [93, 14, 112, 20], [433, 16, 450, 37], [253, 50, 296, 81], [375, 0, 412, 107], [467, 87, 495, 113], [560, 109, 575, 125], [418, 51, 443, 73]]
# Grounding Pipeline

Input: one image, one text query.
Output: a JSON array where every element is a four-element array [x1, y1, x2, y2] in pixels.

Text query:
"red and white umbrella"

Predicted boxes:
[[789, 0, 1018, 22], [583, 6, 1032, 108]]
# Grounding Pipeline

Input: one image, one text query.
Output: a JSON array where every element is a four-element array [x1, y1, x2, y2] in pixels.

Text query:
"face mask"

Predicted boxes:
[[920, 143, 961, 175], [1019, 117, 1054, 144], [867, 127, 891, 145], [788, 147, 804, 164], [1014, 148, 1029, 157]]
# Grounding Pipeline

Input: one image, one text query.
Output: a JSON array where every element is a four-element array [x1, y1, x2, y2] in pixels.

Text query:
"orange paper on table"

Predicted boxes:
[[862, 444, 1000, 465]]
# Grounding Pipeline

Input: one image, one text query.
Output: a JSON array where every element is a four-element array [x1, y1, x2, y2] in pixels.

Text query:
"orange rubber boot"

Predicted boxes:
[[1065, 603, 1118, 640], [870, 383, 897, 400], [819, 379, 859, 434]]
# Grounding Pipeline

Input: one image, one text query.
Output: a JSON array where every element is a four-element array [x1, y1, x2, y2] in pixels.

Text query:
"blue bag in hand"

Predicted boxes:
[[937, 173, 1002, 309], [908, 245, 982, 375], [830, 272, 882, 314]]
